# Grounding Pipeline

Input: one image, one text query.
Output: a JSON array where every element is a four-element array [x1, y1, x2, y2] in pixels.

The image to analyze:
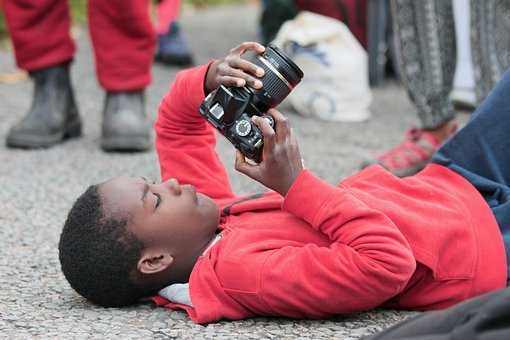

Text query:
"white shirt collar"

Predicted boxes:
[[157, 233, 223, 306]]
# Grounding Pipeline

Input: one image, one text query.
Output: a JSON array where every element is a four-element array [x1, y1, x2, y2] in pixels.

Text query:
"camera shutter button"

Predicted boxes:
[[235, 119, 252, 137], [262, 115, 275, 128]]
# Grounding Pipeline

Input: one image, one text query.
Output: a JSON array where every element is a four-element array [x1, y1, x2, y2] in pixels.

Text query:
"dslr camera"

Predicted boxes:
[[199, 45, 303, 163]]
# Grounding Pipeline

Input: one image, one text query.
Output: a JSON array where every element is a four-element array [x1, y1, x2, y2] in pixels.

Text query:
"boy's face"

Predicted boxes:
[[99, 176, 220, 256]]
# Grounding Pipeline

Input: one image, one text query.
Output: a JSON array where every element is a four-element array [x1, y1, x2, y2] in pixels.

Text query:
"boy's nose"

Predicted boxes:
[[165, 178, 182, 195]]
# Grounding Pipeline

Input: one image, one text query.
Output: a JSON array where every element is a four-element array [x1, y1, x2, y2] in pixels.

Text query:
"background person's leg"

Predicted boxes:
[[155, 0, 180, 35], [362, 0, 458, 177], [432, 69, 510, 282], [470, 0, 510, 104], [154, 0, 194, 66], [3, 0, 81, 149], [88, 0, 154, 92], [391, 0, 456, 131], [2, 0, 75, 71], [88, 0, 155, 152]]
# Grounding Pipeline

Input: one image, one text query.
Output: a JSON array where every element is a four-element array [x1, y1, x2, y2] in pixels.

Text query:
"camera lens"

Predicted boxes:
[[251, 45, 303, 109]]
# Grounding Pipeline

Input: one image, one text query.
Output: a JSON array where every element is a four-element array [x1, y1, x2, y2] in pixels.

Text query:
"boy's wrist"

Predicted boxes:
[[283, 170, 341, 224]]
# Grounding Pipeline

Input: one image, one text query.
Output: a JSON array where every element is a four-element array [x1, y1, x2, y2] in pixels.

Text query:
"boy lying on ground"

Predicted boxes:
[[59, 42, 509, 324]]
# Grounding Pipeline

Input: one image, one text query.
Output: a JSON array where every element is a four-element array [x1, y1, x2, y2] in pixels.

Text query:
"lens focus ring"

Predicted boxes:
[[264, 45, 303, 87], [251, 45, 304, 108], [257, 61, 292, 106]]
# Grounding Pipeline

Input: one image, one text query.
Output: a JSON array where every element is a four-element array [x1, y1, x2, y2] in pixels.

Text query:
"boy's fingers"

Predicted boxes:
[[218, 76, 246, 87], [268, 108, 287, 124], [223, 67, 262, 89], [235, 150, 260, 179], [231, 42, 265, 56], [228, 58, 265, 78], [268, 109, 290, 140], [252, 116, 276, 150]]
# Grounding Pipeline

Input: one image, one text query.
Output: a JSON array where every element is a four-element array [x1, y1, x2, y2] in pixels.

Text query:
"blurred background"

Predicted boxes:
[[1, 0, 509, 338]]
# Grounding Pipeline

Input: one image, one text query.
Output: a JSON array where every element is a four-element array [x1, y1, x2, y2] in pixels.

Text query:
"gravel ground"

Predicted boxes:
[[0, 4, 422, 339]]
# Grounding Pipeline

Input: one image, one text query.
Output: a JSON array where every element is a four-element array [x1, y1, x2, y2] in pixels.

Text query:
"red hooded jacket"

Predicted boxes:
[[152, 64, 507, 324]]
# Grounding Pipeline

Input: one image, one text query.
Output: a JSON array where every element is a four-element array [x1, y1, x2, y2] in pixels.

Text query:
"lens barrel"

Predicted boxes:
[[265, 45, 303, 87], [252, 45, 303, 108]]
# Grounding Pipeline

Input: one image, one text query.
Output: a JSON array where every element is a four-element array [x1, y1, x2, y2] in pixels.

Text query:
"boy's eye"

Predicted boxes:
[[154, 192, 161, 210]]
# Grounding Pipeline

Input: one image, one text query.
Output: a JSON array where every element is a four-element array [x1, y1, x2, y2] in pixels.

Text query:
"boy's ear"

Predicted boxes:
[[137, 250, 174, 275]]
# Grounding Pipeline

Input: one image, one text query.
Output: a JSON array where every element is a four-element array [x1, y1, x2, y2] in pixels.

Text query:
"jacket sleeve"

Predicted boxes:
[[155, 63, 236, 200], [260, 170, 416, 318]]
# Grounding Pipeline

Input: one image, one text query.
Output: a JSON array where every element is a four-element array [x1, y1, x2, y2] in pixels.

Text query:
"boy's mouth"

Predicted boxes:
[[183, 184, 199, 204]]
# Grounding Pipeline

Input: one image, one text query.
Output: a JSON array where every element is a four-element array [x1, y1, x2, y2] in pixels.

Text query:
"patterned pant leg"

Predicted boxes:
[[391, 0, 457, 129], [471, 0, 510, 103]]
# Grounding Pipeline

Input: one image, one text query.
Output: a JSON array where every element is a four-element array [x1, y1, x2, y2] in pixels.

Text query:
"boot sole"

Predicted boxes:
[[6, 119, 82, 149], [101, 135, 151, 152]]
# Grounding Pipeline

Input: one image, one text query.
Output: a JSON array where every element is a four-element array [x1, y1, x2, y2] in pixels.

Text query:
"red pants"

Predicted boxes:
[[2, 0, 155, 91], [156, 0, 181, 35]]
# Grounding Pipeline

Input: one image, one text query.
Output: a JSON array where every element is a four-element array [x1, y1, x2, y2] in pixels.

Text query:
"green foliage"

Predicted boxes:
[[185, 0, 245, 5], [0, 10, 6, 38], [70, 0, 87, 24]]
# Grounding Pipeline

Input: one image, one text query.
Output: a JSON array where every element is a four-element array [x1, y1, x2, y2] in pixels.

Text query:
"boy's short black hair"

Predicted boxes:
[[59, 185, 152, 307]]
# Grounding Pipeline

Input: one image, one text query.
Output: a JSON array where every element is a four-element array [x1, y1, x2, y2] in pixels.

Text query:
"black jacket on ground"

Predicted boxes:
[[365, 287, 510, 340]]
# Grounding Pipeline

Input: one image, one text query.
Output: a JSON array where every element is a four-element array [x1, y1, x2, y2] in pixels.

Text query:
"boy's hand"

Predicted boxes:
[[235, 109, 304, 196], [205, 42, 266, 94]]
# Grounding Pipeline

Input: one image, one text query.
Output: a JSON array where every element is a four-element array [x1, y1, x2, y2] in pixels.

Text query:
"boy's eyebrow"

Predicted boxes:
[[140, 177, 149, 202]]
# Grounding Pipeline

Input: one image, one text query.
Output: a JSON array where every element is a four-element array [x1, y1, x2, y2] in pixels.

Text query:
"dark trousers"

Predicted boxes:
[[365, 287, 510, 340], [431, 68, 510, 284]]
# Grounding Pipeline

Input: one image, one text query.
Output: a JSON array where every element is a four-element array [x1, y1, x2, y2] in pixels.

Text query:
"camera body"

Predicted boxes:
[[199, 45, 303, 163], [200, 85, 275, 162]]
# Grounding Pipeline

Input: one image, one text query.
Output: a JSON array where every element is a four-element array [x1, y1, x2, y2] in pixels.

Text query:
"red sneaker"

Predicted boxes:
[[362, 127, 452, 177]]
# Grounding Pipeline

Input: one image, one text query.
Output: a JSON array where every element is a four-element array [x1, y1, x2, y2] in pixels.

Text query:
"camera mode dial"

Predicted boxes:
[[235, 119, 252, 137]]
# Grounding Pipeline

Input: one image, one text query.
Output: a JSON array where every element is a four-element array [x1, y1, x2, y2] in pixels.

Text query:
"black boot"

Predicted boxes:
[[101, 91, 151, 152], [6, 64, 82, 148], [155, 22, 194, 66]]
